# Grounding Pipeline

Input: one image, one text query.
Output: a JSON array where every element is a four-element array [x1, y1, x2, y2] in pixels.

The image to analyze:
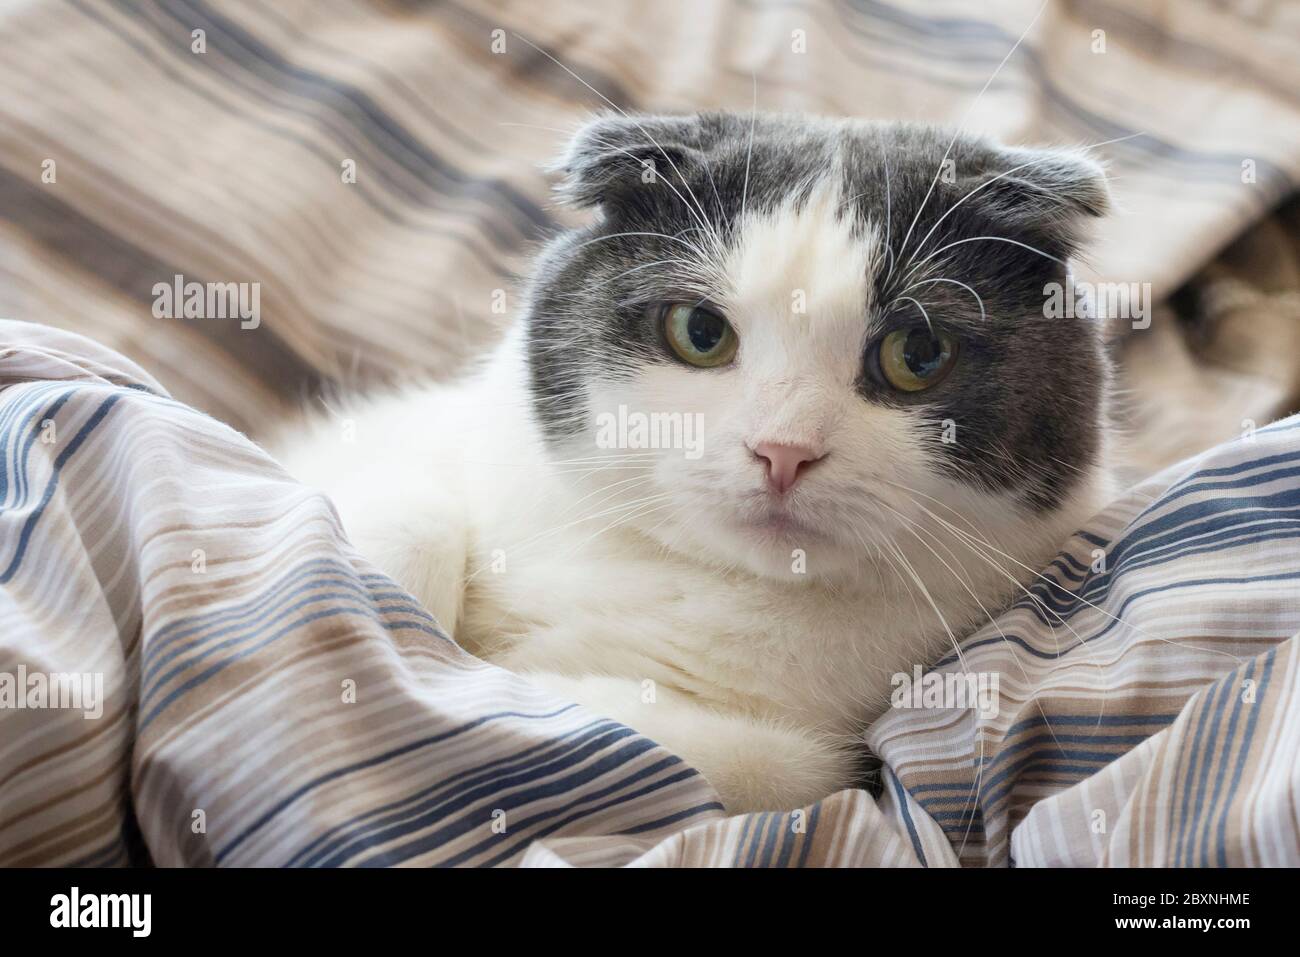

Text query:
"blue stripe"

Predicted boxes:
[[287, 719, 611, 864], [743, 812, 775, 868], [1199, 660, 1252, 866], [472, 767, 708, 869], [774, 808, 800, 868], [143, 557, 423, 659], [759, 811, 787, 867], [138, 601, 443, 730], [888, 770, 928, 866], [926, 463, 1300, 639], [1, 393, 121, 583], [893, 713, 1180, 826], [935, 527, 1300, 665], [1173, 674, 1221, 866], [144, 557, 378, 654], [321, 730, 664, 867], [0, 385, 76, 508], [293, 719, 633, 866], [1068, 483, 1300, 609], [140, 584, 431, 701], [214, 703, 582, 863], [731, 807, 760, 866], [396, 751, 685, 868], [795, 800, 821, 867], [1216, 649, 1277, 866], [1189, 674, 1235, 866], [618, 800, 726, 836], [942, 568, 1300, 668]]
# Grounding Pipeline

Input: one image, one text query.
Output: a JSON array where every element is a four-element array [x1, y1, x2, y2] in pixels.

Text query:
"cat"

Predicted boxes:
[[274, 112, 1115, 813]]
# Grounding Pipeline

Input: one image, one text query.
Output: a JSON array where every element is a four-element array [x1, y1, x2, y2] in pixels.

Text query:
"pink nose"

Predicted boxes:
[[751, 442, 824, 495]]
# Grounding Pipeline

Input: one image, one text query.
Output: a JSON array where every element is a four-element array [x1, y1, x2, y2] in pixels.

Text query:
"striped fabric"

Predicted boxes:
[[3, 1, 1300, 868], [871, 441, 1300, 868], [1, 0, 1298, 440], [0, 321, 723, 867], [2, 320, 1298, 867]]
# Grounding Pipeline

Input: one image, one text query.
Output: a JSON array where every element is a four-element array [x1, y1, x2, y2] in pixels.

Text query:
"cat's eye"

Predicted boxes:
[[877, 327, 958, 392], [661, 302, 738, 368]]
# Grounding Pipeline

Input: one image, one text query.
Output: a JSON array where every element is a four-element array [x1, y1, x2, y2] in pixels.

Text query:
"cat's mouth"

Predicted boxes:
[[739, 504, 826, 542]]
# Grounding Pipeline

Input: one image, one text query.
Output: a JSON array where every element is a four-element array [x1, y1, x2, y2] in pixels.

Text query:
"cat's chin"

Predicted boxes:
[[640, 510, 861, 584]]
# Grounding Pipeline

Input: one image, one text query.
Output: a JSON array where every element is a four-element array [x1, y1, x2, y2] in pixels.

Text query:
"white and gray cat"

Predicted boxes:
[[276, 113, 1115, 813]]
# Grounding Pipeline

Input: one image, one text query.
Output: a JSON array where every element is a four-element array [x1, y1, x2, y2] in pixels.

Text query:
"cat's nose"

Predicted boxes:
[[751, 442, 825, 495]]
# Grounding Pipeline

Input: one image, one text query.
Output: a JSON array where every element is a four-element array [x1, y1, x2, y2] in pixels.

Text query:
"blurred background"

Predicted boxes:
[[0, 0, 1297, 479]]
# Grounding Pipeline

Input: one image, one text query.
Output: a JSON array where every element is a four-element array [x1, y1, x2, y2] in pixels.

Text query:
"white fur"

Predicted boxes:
[[273, 184, 1110, 813]]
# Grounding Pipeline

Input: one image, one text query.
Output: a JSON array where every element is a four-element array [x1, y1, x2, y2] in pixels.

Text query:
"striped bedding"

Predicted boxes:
[[2, 0, 1300, 868], [2, 320, 1298, 867]]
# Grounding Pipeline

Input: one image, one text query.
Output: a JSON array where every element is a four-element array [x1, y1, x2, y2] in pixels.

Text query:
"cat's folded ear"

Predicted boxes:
[[964, 145, 1111, 250], [549, 113, 706, 209]]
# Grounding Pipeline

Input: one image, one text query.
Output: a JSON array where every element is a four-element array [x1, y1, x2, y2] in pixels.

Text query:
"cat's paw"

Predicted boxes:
[[516, 672, 860, 814], [343, 502, 467, 636], [689, 721, 860, 814]]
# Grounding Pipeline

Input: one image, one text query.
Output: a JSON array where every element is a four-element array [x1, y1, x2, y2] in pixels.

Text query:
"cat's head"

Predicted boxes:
[[524, 112, 1111, 582]]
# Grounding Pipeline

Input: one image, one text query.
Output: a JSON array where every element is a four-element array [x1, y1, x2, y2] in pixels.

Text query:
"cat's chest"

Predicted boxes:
[[459, 525, 932, 732]]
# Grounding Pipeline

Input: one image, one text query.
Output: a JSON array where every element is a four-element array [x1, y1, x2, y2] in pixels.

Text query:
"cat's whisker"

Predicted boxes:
[[568, 231, 713, 257], [468, 496, 684, 648], [893, 296, 935, 333], [461, 491, 672, 584], [638, 499, 697, 546], [560, 496, 679, 559], [578, 132, 726, 259], [576, 258, 719, 298], [546, 461, 656, 472], [877, 498, 1088, 721], [849, 524, 925, 689], [524, 117, 725, 265], [875, 531, 969, 676], [741, 72, 757, 226], [894, 277, 986, 324], [908, 511, 1107, 854], [885, 481, 1244, 666], [508, 33, 723, 255], [461, 455, 659, 469], [476, 450, 659, 460], [897, 131, 1144, 277], [892, 0, 1051, 277], [903, 235, 1067, 286], [558, 472, 659, 519], [879, 153, 895, 282], [870, 496, 1102, 854]]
